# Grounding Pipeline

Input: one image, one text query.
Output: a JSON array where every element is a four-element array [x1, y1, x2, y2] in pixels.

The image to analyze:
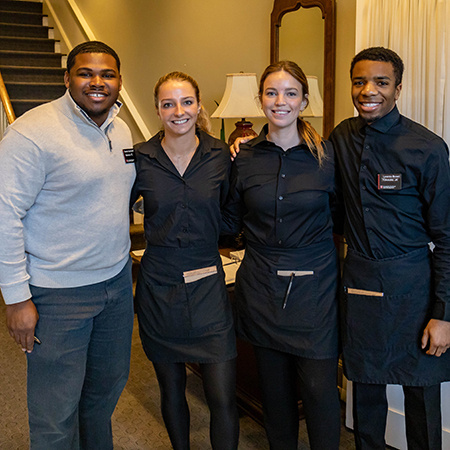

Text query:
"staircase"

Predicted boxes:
[[0, 0, 66, 118]]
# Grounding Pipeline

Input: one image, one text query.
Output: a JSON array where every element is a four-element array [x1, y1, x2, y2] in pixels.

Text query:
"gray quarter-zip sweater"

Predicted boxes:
[[0, 90, 136, 304]]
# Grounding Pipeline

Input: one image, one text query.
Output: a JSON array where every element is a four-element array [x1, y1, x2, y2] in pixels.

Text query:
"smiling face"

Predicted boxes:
[[261, 70, 308, 133], [351, 60, 402, 124], [156, 80, 200, 137], [64, 52, 122, 127]]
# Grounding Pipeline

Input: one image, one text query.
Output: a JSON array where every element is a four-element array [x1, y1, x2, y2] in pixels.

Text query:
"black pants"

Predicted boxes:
[[353, 382, 442, 450], [254, 346, 341, 450]]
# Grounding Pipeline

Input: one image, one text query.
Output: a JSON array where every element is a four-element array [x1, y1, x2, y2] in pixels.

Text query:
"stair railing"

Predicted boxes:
[[0, 70, 16, 137]]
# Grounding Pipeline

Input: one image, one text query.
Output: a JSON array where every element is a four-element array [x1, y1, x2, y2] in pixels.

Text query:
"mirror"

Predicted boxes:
[[270, 0, 336, 138]]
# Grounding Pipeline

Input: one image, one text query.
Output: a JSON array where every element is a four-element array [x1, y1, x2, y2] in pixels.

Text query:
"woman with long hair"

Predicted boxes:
[[132, 72, 239, 450], [223, 61, 342, 449]]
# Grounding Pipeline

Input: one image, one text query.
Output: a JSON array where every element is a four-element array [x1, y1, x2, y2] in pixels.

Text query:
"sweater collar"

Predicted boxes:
[[61, 89, 122, 131]]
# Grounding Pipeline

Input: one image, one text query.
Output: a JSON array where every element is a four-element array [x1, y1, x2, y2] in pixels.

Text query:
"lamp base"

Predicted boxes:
[[228, 119, 258, 146]]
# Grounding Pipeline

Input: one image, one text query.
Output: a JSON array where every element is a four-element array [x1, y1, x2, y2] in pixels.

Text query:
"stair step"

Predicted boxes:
[[6, 81, 66, 100], [11, 99, 53, 117], [0, 0, 42, 14], [0, 35, 59, 53], [0, 22, 52, 38], [0, 50, 64, 68], [0, 10, 47, 25], [1, 65, 65, 82]]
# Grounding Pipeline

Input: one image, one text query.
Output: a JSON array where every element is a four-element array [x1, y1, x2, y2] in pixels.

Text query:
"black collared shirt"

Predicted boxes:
[[330, 106, 450, 320], [223, 125, 342, 248], [131, 130, 231, 249]]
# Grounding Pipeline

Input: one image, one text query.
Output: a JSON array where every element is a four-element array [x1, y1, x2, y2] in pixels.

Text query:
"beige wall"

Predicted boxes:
[[47, 0, 356, 142]]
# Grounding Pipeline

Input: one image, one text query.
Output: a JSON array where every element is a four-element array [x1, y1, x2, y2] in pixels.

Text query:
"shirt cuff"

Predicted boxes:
[[431, 301, 450, 321], [1, 282, 32, 305]]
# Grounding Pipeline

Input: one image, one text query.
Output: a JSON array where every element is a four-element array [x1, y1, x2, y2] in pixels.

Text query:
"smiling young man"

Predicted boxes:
[[0, 41, 135, 449], [330, 47, 450, 449]]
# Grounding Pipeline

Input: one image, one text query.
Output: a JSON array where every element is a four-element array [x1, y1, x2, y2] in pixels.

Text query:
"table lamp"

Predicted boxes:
[[211, 73, 265, 145]]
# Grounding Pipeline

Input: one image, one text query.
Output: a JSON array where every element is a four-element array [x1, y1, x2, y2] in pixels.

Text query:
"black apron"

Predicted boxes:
[[234, 239, 339, 359], [135, 245, 236, 363], [342, 246, 450, 385]]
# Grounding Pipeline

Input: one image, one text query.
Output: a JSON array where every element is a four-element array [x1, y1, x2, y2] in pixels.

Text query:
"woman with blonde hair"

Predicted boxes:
[[224, 61, 342, 449], [132, 72, 239, 450]]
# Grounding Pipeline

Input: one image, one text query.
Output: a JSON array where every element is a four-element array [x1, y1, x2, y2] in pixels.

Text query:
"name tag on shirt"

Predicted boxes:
[[377, 173, 402, 190], [123, 148, 135, 164]]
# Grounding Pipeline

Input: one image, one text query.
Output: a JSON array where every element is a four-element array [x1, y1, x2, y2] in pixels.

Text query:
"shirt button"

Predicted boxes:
[[361, 165, 367, 170], [278, 240, 282, 245], [365, 145, 370, 150], [281, 174, 286, 178], [278, 196, 284, 201], [362, 186, 367, 190], [278, 218, 283, 223], [365, 208, 370, 212]]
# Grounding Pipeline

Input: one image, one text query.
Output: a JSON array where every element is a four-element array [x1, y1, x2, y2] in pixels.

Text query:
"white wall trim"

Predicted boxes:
[[45, 0, 151, 140], [43, 0, 73, 49]]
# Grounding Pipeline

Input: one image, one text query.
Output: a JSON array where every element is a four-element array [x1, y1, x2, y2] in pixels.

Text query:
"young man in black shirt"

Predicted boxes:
[[330, 47, 450, 450]]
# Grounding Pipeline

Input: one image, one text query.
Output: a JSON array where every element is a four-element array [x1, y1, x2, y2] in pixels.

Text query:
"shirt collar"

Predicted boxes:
[[138, 129, 221, 158], [357, 105, 400, 134], [247, 123, 308, 152]]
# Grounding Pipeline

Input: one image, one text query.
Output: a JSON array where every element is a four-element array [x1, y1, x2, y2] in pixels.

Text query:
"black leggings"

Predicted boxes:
[[254, 346, 341, 450], [152, 359, 239, 450]]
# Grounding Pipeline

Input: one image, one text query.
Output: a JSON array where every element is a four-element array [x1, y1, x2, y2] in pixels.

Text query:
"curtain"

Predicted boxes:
[[355, 0, 450, 144]]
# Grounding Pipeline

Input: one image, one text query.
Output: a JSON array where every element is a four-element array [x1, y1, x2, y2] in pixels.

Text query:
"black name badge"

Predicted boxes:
[[123, 148, 135, 164], [377, 173, 402, 190]]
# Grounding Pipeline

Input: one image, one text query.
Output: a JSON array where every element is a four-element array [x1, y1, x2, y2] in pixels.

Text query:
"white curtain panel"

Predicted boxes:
[[355, 0, 450, 144]]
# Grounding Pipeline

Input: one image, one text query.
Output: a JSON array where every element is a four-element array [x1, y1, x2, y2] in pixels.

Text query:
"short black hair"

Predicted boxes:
[[66, 41, 120, 73], [350, 47, 404, 86]]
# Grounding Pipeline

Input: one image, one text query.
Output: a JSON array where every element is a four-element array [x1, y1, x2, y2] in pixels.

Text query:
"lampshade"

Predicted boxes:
[[211, 73, 265, 119], [301, 76, 323, 118]]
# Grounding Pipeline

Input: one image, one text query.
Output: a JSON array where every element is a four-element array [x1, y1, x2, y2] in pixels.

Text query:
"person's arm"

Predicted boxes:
[[421, 319, 450, 356], [0, 128, 45, 351], [420, 139, 450, 356], [6, 300, 39, 353], [221, 159, 244, 236], [229, 136, 252, 161]]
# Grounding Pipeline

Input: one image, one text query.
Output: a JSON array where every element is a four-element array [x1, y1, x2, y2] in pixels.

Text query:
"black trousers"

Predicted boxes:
[[353, 382, 442, 450]]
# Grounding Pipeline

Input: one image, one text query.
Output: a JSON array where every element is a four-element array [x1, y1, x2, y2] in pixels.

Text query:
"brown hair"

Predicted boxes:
[[154, 71, 212, 134], [259, 61, 325, 165]]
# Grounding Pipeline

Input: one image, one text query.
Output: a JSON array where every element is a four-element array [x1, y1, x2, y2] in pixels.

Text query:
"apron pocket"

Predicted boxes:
[[345, 289, 426, 350], [137, 280, 191, 338], [271, 272, 318, 331], [185, 272, 232, 336]]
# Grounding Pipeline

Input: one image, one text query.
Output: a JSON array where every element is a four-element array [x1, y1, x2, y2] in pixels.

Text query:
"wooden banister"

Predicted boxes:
[[0, 70, 16, 124]]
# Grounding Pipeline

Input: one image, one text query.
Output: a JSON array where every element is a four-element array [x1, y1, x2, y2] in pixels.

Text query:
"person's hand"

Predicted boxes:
[[230, 136, 252, 161], [421, 319, 450, 357], [6, 299, 39, 353]]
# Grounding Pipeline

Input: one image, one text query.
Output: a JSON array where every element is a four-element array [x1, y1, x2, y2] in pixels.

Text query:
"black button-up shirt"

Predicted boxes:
[[223, 126, 342, 248], [330, 106, 450, 320], [131, 130, 231, 249]]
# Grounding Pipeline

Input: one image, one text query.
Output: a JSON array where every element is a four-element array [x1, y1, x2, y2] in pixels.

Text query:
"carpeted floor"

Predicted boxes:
[[0, 300, 356, 449]]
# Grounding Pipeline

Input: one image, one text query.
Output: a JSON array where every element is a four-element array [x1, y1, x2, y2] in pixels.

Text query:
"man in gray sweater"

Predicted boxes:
[[0, 41, 136, 449]]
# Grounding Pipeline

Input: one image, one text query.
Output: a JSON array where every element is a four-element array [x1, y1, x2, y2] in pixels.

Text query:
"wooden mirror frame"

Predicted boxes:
[[270, 0, 336, 138]]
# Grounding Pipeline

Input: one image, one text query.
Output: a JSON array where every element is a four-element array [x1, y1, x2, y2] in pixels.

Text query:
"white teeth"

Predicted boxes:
[[273, 110, 289, 115], [173, 119, 188, 124], [89, 93, 106, 98], [362, 103, 379, 107]]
